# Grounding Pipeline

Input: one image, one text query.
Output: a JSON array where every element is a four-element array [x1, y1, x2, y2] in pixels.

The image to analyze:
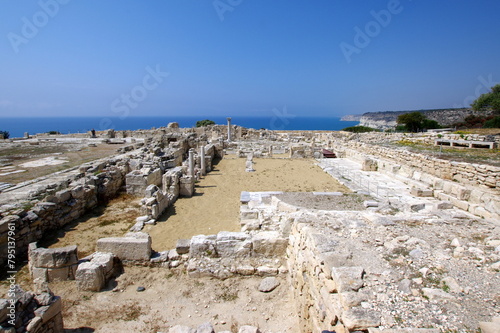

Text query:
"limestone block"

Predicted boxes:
[[216, 231, 252, 258], [339, 291, 369, 310], [33, 296, 61, 323], [91, 252, 115, 279], [179, 176, 195, 197], [457, 187, 471, 201], [450, 197, 469, 211], [331, 266, 364, 292], [436, 201, 453, 210], [168, 249, 181, 261], [410, 187, 433, 197], [240, 219, 261, 231], [96, 232, 151, 261], [362, 158, 378, 171], [240, 207, 259, 220], [256, 266, 278, 276], [176, 239, 190, 255], [30, 267, 48, 281], [0, 215, 19, 233], [236, 265, 255, 275], [422, 288, 454, 301], [342, 308, 380, 330], [259, 277, 280, 292], [76, 262, 105, 291], [145, 184, 159, 197], [29, 244, 78, 268], [189, 235, 217, 258], [55, 189, 71, 202], [46, 267, 72, 282], [252, 231, 288, 256]]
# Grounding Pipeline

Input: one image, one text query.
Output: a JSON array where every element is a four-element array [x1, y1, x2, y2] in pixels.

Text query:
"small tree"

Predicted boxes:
[[0, 130, 9, 139], [397, 112, 426, 132], [195, 119, 215, 127], [472, 84, 500, 114]]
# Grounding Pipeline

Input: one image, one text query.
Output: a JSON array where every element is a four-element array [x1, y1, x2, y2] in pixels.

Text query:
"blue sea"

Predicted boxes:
[[0, 116, 359, 139]]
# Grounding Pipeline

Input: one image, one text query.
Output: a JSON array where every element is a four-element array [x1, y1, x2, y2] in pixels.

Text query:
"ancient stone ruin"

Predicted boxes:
[[0, 123, 499, 332]]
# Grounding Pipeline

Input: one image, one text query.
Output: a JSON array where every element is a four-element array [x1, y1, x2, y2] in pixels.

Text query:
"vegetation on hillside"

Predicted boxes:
[[195, 119, 215, 127], [454, 84, 500, 129], [472, 84, 500, 113], [397, 112, 441, 132], [342, 125, 379, 133], [0, 131, 9, 139]]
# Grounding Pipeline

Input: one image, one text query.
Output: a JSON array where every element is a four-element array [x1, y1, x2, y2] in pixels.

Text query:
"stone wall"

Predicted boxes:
[[0, 160, 128, 270], [0, 284, 63, 333], [337, 141, 499, 219]]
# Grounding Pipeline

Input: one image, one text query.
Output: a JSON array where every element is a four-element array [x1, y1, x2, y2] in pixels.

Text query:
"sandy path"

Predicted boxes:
[[146, 156, 349, 251]]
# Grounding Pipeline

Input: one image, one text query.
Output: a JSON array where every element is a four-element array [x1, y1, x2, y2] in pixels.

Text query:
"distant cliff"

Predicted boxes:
[[344, 108, 481, 130], [340, 114, 362, 121]]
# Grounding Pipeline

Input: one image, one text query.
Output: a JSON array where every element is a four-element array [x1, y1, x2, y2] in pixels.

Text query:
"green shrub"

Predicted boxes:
[[342, 125, 378, 133], [195, 119, 215, 127], [483, 116, 500, 128], [0, 130, 9, 139], [47, 131, 61, 135]]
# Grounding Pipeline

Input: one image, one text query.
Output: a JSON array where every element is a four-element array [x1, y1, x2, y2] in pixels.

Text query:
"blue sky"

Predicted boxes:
[[0, 0, 499, 118]]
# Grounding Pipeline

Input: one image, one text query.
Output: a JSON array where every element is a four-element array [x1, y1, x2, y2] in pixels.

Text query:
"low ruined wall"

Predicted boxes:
[[0, 158, 129, 270], [342, 141, 499, 189], [0, 285, 63, 333], [339, 142, 500, 219]]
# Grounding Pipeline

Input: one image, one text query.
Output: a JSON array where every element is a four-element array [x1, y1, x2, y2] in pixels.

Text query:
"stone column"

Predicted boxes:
[[227, 117, 232, 142], [200, 146, 206, 176], [188, 148, 195, 177]]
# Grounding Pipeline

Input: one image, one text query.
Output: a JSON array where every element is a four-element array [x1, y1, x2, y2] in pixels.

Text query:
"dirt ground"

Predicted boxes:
[[0, 141, 129, 184], [146, 156, 350, 251], [38, 194, 143, 258], [52, 267, 299, 333]]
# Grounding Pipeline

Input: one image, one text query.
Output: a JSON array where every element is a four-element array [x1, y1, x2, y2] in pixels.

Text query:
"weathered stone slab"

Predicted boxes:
[[33, 296, 61, 322], [96, 232, 151, 261], [252, 231, 288, 256], [422, 288, 454, 301], [331, 266, 364, 292], [29, 244, 78, 268], [176, 239, 190, 255], [189, 235, 217, 258], [216, 231, 252, 257], [342, 308, 380, 330], [259, 277, 280, 292], [76, 262, 105, 291]]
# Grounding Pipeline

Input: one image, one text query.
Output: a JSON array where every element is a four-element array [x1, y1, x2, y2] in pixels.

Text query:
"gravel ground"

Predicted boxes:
[[275, 192, 372, 211]]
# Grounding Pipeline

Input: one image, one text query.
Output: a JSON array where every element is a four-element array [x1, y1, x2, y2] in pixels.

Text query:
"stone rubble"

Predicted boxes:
[[1, 125, 499, 332]]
